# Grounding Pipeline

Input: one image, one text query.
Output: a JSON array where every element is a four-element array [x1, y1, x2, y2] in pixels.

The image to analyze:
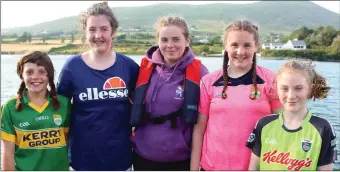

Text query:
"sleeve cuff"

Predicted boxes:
[[252, 149, 261, 157], [1, 131, 16, 143], [198, 109, 209, 116]]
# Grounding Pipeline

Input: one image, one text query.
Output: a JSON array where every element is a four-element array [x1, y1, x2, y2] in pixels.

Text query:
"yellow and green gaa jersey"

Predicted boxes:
[[246, 111, 336, 171], [1, 92, 71, 171]]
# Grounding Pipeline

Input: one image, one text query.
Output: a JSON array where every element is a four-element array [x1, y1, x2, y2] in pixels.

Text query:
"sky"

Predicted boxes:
[[1, 1, 339, 29]]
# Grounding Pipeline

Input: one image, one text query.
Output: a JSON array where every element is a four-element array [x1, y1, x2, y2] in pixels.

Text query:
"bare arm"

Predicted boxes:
[[190, 113, 208, 171], [1, 140, 15, 171], [248, 152, 260, 171], [317, 163, 333, 171]]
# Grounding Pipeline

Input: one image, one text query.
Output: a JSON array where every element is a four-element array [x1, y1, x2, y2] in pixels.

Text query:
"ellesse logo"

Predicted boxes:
[[103, 77, 126, 89], [79, 77, 129, 101]]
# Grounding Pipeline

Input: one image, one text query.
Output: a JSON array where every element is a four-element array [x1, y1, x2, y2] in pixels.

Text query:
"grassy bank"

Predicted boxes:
[[1, 40, 224, 56], [2, 40, 339, 62], [261, 49, 340, 61]]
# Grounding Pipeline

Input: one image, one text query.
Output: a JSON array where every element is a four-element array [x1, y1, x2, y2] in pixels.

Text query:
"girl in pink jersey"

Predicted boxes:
[[190, 20, 282, 170]]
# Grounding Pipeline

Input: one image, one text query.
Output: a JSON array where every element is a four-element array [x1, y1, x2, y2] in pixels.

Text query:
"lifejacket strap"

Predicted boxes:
[[143, 109, 182, 128]]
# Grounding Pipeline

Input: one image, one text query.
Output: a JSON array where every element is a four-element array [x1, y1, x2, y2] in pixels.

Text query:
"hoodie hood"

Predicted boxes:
[[131, 45, 197, 162], [131, 45, 209, 162], [145, 45, 195, 70]]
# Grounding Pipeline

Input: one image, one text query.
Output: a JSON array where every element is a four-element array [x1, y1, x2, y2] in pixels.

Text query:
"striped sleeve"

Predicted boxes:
[[317, 119, 337, 166], [1, 103, 16, 143], [246, 119, 262, 156]]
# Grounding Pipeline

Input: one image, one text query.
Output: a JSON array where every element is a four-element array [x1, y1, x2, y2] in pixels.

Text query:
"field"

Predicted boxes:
[[1, 38, 222, 56], [2, 38, 83, 44], [1, 39, 85, 54], [1, 44, 65, 53]]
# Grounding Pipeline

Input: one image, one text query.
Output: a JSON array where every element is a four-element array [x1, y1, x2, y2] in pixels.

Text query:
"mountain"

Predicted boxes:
[[2, 1, 339, 36]]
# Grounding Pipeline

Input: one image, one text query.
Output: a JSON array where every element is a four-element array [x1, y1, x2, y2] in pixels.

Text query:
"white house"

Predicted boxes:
[[282, 39, 307, 50], [199, 39, 209, 43], [270, 43, 284, 50], [262, 44, 270, 49]]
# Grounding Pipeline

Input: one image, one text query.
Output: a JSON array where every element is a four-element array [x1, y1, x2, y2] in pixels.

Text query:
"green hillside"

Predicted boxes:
[[2, 1, 339, 35]]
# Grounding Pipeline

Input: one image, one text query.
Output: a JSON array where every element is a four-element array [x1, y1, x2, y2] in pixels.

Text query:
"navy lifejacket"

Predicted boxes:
[[130, 57, 201, 128]]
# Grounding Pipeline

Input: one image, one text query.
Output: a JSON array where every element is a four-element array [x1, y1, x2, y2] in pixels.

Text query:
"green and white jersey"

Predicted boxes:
[[246, 111, 336, 171], [1, 91, 71, 171]]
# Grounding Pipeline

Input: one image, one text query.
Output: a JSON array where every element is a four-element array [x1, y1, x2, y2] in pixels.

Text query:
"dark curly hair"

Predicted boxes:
[[79, 1, 118, 41]]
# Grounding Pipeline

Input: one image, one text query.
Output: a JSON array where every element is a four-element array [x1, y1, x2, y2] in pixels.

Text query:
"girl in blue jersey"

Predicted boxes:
[[56, 2, 139, 171], [247, 60, 336, 171]]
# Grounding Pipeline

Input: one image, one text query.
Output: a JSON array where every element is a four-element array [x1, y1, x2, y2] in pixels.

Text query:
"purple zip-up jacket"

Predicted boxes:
[[131, 46, 209, 162]]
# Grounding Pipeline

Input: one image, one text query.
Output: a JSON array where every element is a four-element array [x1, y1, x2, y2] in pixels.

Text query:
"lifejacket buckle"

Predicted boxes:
[[150, 116, 167, 124]]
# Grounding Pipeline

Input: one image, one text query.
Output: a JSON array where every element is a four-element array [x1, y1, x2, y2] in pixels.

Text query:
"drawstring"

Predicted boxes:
[[151, 63, 179, 102], [148, 64, 163, 112], [150, 64, 164, 102]]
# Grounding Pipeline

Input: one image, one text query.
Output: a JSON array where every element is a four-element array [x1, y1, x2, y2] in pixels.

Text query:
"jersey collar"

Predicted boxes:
[[279, 109, 312, 132], [22, 89, 51, 113]]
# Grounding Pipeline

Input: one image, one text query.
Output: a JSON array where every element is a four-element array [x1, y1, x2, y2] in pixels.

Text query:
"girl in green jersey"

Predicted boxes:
[[247, 59, 336, 171], [1, 51, 71, 171]]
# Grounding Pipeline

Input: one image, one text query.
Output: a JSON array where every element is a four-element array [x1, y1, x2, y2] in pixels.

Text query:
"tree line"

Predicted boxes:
[[2, 31, 77, 44], [284, 26, 339, 49]]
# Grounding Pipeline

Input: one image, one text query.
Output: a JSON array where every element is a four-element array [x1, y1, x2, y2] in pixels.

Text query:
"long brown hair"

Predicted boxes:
[[221, 20, 259, 99], [79, 2, 119, 41], [16, 51, 60, 111]]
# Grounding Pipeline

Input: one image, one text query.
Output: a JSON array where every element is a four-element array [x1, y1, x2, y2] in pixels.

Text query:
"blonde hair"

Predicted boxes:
[[277, 59, 330, 101], [154, 15, 189, 40]]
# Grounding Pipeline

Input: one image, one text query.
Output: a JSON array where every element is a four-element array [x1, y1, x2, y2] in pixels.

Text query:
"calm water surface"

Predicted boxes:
[[1, 54, 339, 169]]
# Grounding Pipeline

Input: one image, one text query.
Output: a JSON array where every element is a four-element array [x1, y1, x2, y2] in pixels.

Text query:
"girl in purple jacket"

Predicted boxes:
[[130, 15, 209, 171]]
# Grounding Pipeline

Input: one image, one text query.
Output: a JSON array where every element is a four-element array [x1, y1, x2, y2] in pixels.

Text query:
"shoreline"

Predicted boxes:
[[2, 52, 339, 62], [2, 51, 339, 62]]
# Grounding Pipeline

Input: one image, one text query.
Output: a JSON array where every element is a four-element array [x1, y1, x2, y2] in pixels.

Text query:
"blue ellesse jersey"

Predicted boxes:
[[57, 53, 139, 170]]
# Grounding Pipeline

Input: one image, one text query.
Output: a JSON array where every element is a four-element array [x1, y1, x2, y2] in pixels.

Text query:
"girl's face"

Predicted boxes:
[[158, 25, 190, 66], [22, 62, 49, 95], [276, 69, 311, 113], [85, 15, 115, 55], [225, 30, 258, 71]]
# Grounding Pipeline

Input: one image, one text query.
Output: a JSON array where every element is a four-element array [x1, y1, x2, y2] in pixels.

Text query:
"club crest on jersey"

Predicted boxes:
[[249, 87, 261, 99], [247, 133, 255, 142], [216, 92, 222, 97], [175, 86, 184, 99], [53, 114, 62, 126], [301, 139, 312, 152]]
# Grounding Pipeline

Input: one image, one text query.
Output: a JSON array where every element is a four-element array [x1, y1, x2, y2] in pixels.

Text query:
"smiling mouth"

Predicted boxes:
[[237, 56, 246, 60], [31, 82, 43, 86], [93, 40, 104, 44], [287, 102, 297, 105]]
